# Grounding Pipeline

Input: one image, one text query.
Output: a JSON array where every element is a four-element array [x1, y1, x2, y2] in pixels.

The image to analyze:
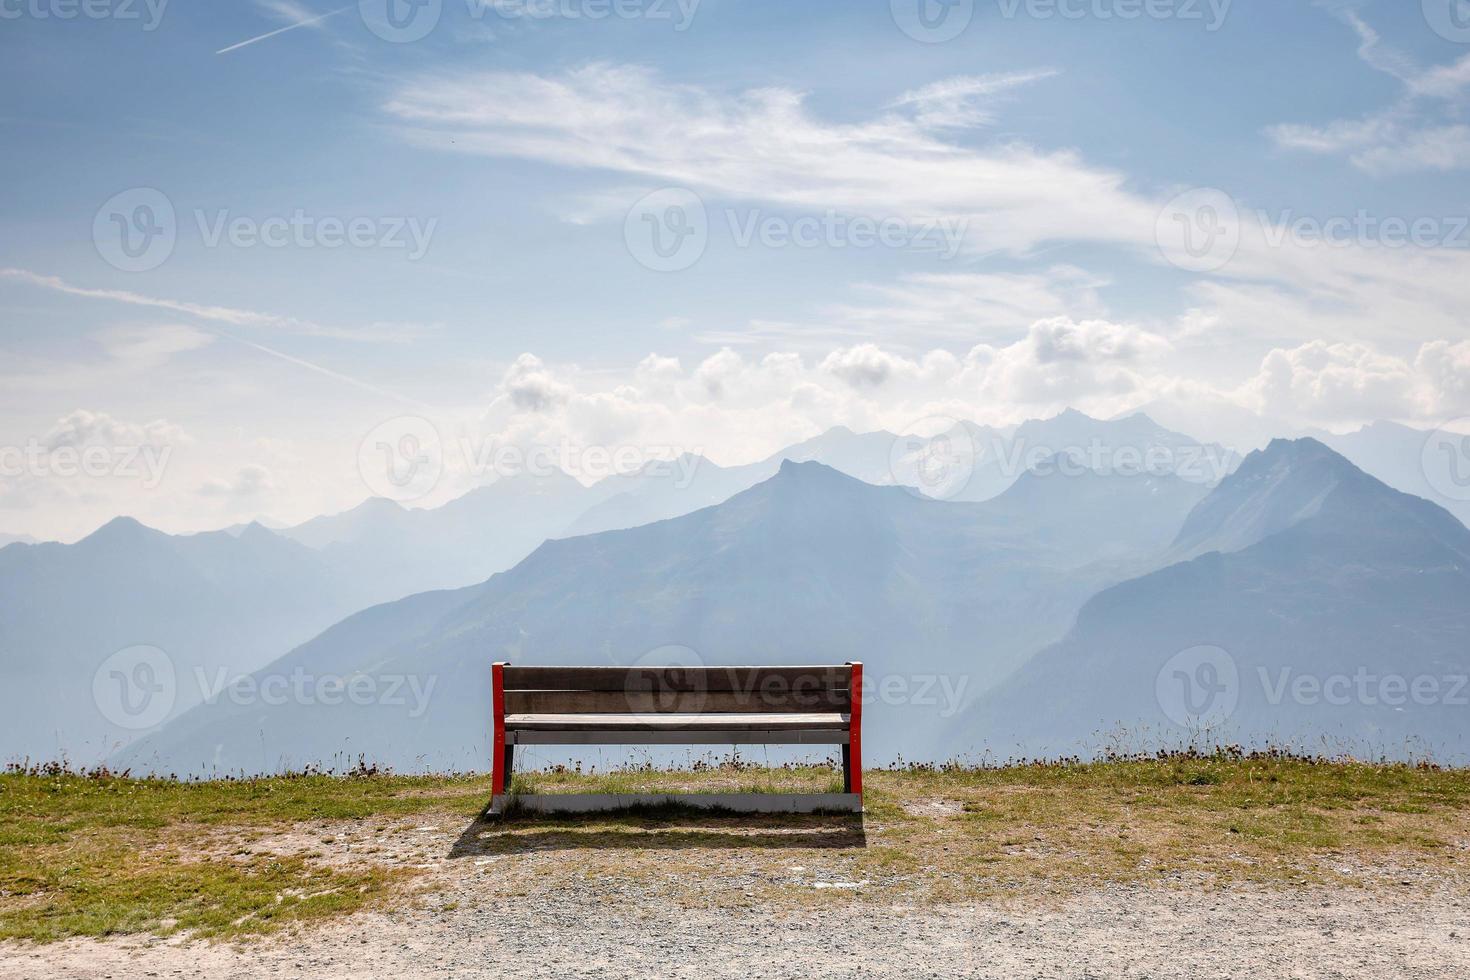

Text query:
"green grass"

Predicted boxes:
[[4, 754, 1469, 943], [0, 769, 493, 942], [509, 763, 845, 797]]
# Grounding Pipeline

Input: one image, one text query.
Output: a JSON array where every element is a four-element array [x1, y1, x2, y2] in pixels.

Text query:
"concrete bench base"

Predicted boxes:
[[487, 792, 863, 815]]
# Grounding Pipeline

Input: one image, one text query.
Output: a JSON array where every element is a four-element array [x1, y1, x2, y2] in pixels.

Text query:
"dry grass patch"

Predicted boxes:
[[4, 755, 1469, 941]]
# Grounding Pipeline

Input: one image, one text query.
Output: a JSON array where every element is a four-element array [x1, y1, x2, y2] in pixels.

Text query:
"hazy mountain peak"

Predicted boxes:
[[234, 520, 280, 543], [1170, 436, 1462, 561], [771, 457, 870, 490], [82, 515, 156, 546]]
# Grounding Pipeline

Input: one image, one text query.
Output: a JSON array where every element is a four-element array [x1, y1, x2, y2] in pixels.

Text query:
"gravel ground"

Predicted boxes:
[[4, 883, 1467, 979], [5, 806, 1468, 979]]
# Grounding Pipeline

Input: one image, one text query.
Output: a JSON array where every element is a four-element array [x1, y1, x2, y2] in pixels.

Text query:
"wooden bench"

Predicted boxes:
[[488, 662, 863, 814]]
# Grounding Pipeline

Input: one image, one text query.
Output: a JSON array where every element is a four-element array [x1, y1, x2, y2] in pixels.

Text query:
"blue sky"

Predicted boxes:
[[2, 0, 1469, 539]]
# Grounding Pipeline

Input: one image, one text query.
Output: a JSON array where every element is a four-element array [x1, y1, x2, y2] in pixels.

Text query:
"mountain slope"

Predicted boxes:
[[116, 459, 1205, 776], [0, 519, 396, 765], [946, 410, 1237, 503], [564, 426, 905, 538], [1314, 421, 1470, 529], [276, 471, 615, 600], [963, 439, 1470, 762]]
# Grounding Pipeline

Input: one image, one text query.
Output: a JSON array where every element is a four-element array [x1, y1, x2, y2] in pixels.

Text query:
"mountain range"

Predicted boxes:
[[4, 410, 1466, 772], [964, 438, 1470, 762], [115, 456, 1209, 775], [0, 520, 390, 763]]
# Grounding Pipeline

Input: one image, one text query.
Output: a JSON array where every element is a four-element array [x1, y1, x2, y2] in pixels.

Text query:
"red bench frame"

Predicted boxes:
[[489, 662, 863, 814]]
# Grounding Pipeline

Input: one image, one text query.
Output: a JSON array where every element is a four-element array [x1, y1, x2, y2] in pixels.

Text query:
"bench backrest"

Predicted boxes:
[[499, 664, 856, 715]]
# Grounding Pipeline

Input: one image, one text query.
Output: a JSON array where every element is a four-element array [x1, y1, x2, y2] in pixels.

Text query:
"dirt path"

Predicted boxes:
[[6, 882, 1468, 979], [6, 797, 1470, 979]]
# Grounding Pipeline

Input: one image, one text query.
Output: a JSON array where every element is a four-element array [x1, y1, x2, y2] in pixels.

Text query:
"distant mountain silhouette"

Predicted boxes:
[[1313, 420, 1470, 529], [277, 471, 614, 600], [563, 425, 905, 537], [116, 458, 1202, 775], [963, 439, 1470, 762], [942, 409, 1238, 503], [0, 518, 397, 764]]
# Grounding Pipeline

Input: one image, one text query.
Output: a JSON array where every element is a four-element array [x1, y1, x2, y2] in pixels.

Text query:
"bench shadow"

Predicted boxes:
[[447, 809, 867, 856]]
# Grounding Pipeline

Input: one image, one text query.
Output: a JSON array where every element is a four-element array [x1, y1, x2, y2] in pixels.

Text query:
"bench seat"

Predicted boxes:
[[504, 712, 849, 731], [489, 662, 864, 813]]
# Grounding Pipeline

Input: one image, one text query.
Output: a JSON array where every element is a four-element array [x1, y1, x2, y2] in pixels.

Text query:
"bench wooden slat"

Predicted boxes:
[[504, 689, 851, 714], [489, 662, 864, 812], [502, 665, 850, 693], [508, 729, 850, 746], [504, 711, 848, 731]]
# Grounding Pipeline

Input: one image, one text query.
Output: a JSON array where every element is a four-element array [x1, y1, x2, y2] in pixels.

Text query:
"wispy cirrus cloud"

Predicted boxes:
[[381, 63, 1155, 256], [0, 268, 425, 343], [886, 69, 1061, 130], [216, 1, 353, 55], [1267, 9, 1470, 174]]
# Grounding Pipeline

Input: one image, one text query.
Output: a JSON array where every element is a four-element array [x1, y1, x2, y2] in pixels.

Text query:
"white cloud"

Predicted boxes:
[[887, 70, 1060, 130], [499, 353, 573, 412], [1267, 12, 1470, 174], [1232, 340, 1470, 428], [94, 324, 214, 368], [199, 464, 278, 500], [0, 268, 425, 342], [42, 409, 188, 452], [820, 344, 912, 389], [382, 64, 1153, 256]]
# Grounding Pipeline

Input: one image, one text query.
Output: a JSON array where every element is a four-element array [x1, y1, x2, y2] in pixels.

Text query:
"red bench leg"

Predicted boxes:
[[845, 661, 863, 799], [492, 661, 508, 797]]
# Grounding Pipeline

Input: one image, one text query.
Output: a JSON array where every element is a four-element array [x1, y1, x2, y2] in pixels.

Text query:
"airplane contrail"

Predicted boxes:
[[216, 4, 353, 55]]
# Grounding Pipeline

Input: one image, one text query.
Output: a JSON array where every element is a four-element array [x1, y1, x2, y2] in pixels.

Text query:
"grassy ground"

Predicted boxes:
[[4, 754, 1469, 943]]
